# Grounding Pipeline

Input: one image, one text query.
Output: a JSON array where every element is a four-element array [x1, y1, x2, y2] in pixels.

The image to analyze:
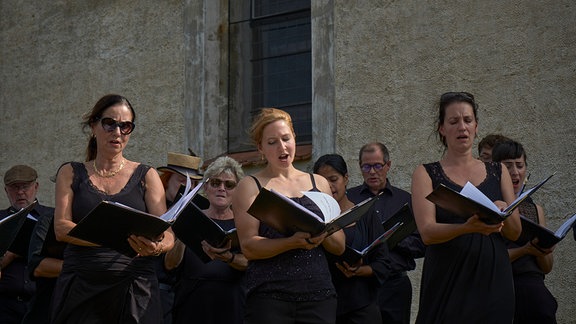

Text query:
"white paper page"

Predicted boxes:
[[269, 189, 324, 222], [161, 177, 204, 222], [555, 213, 576, 238], [459, 182, 502, 215], [301, 191, 341, 223]]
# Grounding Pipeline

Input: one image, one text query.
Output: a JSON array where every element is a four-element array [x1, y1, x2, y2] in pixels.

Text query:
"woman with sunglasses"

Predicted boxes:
[[52, 94, 174, 324], [165, 156, 247, 324], [411, 92, 521, 323], [233, 108, 345, 324]]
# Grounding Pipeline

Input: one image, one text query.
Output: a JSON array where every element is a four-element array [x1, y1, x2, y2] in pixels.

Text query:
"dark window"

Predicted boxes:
[[229, 0, 311, 153]]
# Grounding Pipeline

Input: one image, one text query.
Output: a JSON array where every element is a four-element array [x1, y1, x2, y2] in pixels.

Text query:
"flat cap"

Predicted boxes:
[[4, 165, 38, 185]]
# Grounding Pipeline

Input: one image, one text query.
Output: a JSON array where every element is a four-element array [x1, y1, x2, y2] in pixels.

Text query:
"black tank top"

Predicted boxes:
[[245, 174, 336, 301]]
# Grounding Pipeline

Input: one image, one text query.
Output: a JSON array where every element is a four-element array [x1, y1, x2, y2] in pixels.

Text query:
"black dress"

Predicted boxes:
[[416, 162, 514, 324], [509, 198, 557, 324], [51, 162, 162, 324], [172, 218, 245, 324]]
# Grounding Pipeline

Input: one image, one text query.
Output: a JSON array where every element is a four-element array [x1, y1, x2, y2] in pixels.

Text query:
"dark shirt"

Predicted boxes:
[[23, 207, 64, 324], [347, 180, 425, 273], [0, 204, 53, 299], [328, 206, 390, 315]]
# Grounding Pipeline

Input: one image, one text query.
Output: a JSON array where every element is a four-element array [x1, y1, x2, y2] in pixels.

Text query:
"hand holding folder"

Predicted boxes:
[[247, 188, 379, 236], [426, 174, 554, 225], [68, 179, 204, 257]]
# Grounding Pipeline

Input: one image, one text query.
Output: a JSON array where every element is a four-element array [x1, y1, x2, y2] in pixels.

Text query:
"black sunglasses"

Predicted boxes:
[[208, 178, 237, 190], [99, 117, 135, 135]]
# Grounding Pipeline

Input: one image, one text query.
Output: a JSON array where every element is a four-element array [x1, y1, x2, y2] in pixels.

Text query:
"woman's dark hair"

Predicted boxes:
[[313, 154, 348, 177], [436, 92, 479, 147], [491, 140, 527, 164], [82, 94, 136, 161]]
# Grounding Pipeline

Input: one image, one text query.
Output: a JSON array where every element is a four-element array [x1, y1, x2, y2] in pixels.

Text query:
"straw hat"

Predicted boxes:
[[157, 152, 203, 180]]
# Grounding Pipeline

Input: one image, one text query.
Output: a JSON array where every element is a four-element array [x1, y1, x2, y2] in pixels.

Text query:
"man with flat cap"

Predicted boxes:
[[0, 165, 55, 323], [155, 152, 204, 324]]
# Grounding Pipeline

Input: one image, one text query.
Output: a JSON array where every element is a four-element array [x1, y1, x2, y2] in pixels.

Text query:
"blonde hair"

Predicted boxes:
[[249, 108, 295, 146]]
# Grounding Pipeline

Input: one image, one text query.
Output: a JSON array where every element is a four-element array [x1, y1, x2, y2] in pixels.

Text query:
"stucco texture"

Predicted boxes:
[[333, 1, 576, 322], [1, 1, 187, 208]]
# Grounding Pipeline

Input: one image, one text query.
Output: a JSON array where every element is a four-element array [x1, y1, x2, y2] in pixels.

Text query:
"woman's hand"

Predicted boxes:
[[293, 231, 325, 250], [128, 234, 166, 257], [525, 238, 555, 256], [335, 260, 362, 278], [201, 240, 233, 262], [464, 215, 504, 236]]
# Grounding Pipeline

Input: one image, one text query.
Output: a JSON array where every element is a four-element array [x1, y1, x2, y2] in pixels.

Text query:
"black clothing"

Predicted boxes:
[[51, 162, 162, 324], [327, 203, 389, 323], [155, 256, 175, 324], [416, 162, 514, 324], [22, 210, 65, 324], [172, 218, 245, 324], [347, 180, 424, 324], [513, 273, 558, 324], [245, 294, 337, 324], [347, 181, 425, 272], [0, 203, 53, 324], [154, 199, 180, 324], [377, 275, 411, 324], [244, 174, 336, 323], [508, 198, 557, 323]]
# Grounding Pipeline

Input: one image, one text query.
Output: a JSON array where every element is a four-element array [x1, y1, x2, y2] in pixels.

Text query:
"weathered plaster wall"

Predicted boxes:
[[1, 1, 187, 208], [333, 1, 576, 322]]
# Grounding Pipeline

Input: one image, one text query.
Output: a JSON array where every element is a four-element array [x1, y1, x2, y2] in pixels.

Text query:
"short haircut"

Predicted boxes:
[[477, 134, 510, 155], [491, 140, 528, 164], [358, 142, 389, 165]]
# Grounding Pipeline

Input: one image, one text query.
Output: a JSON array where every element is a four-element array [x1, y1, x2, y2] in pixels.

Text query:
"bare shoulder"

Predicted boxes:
[[236, 175, 260, 196], [143, 163, 161, 179], [312, 173, 331, 193], [55, 162, 74, 184], [411, 164, 429, 181]]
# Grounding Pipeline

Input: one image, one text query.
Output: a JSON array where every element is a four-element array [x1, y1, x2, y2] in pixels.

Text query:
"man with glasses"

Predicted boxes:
[[347, 143, 425, 324], [1, 165, 55, 323]]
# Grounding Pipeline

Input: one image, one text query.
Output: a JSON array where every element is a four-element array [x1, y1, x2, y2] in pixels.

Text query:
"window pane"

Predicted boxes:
[[253, 0, 310, 18], [229, 2, 311, 153]]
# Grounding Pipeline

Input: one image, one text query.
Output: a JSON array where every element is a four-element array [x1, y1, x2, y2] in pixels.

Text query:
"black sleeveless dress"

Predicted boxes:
[[416, 162, 514, 324], [51, 162, 162, 324]]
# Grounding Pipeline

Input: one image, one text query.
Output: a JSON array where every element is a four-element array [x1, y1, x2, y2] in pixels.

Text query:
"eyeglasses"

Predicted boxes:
[[208, 178, 237, 190], [99, 117, 135, 135], [7, 182, 35, 192], [360, 163, 386, 173]]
